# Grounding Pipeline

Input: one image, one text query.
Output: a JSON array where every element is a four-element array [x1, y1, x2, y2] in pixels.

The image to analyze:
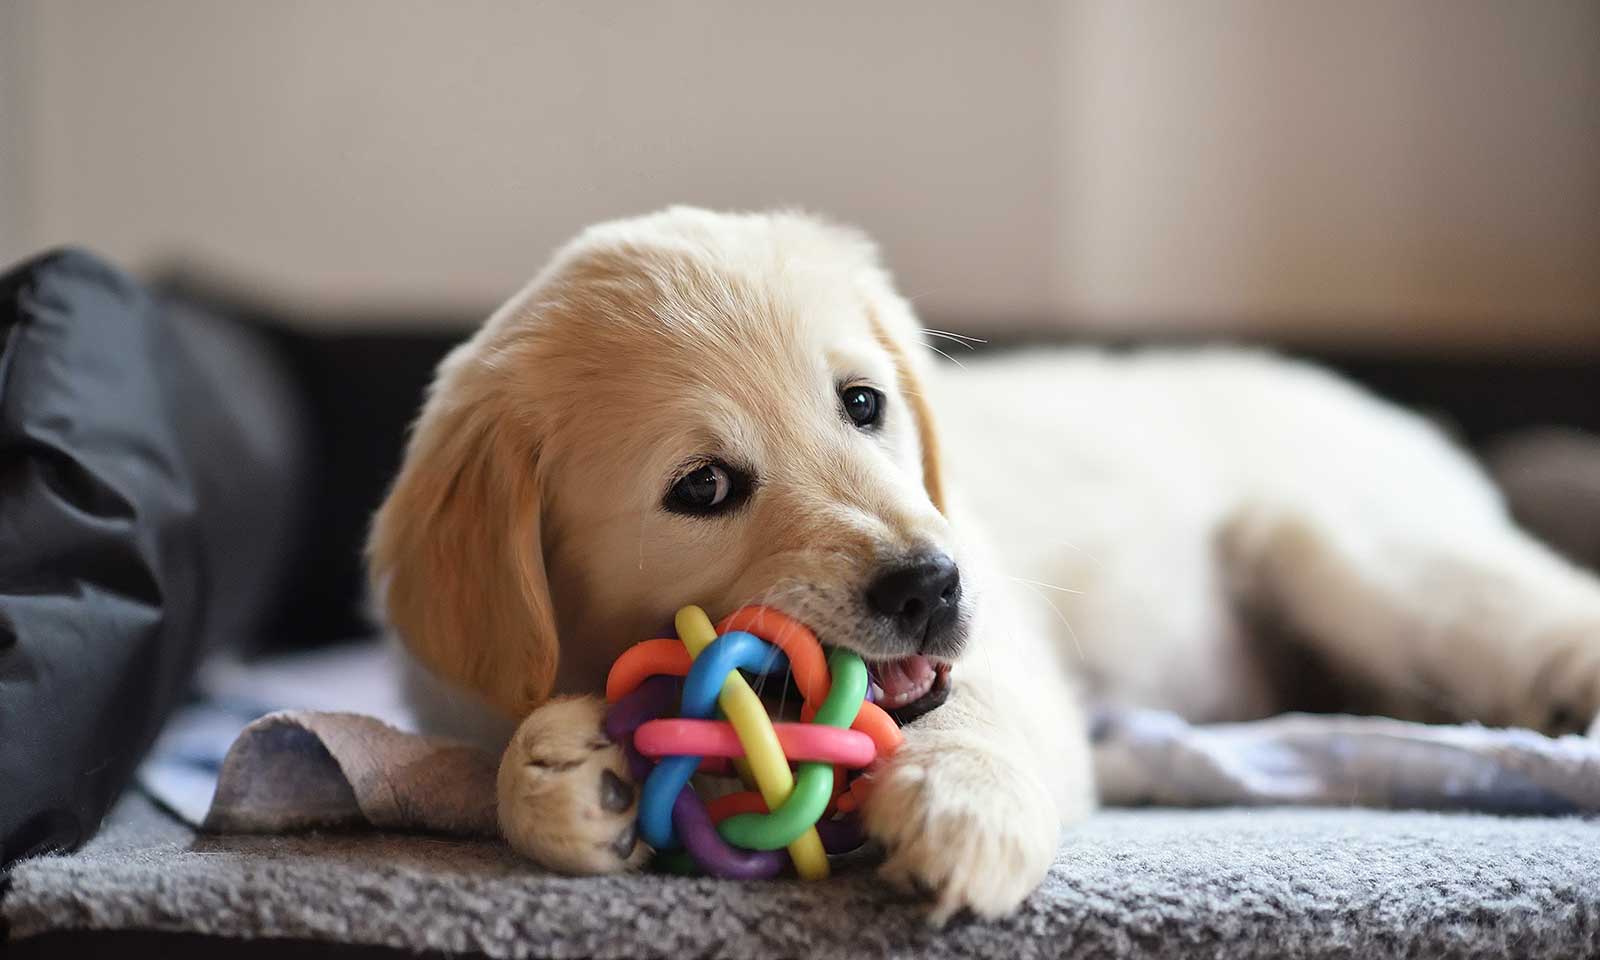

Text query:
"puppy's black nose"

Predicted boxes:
[[865, 553, 962, 647]]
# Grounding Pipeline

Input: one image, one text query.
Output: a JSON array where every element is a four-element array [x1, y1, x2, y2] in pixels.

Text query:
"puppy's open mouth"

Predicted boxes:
[[870, 656, 953, 725]]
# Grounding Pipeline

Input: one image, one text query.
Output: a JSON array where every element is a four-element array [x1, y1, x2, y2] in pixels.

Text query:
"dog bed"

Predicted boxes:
[[11, 640, 1600, 958], [7, 791, 1600, 959]]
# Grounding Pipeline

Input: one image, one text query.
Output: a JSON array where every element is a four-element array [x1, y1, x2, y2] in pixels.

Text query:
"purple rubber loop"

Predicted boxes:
[[607, 677, 787, 878], [673, 787, 786, 879], [605, 675, 681, 743]]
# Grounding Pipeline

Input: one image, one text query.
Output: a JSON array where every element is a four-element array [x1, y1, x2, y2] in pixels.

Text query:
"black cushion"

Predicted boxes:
[[1, 250, 309, 865]]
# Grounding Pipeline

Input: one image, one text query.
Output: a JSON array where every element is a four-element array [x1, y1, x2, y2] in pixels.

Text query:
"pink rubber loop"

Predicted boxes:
[[634, 718, 877, 769]]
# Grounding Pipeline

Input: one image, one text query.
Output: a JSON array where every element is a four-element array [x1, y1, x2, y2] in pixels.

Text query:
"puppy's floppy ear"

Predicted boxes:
[[872, 311, 947, 516], [367, 349, 558, 719]]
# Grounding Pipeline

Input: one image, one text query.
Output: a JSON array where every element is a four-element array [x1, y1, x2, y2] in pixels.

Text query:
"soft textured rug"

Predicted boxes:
[[7, 792, 1600, 958]]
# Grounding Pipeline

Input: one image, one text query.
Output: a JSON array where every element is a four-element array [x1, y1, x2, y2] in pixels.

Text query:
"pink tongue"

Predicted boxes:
[[876, 655, 936, 708]]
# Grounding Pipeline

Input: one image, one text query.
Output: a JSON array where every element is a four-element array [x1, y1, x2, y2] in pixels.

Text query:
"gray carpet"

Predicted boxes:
[[6, 793, 1600, 959]]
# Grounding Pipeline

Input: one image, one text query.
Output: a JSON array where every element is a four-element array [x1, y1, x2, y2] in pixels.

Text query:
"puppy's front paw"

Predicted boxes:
[[497, 696, 649, 874], [862, 731, 1065, 924]]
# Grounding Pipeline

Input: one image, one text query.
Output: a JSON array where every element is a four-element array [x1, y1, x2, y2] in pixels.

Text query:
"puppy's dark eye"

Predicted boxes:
[[665, 462, 750, 516], [841, 386, 884, 429]]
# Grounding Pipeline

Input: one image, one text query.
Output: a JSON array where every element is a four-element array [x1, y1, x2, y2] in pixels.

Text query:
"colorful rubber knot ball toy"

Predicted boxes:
[[603, 604, 902, 880]]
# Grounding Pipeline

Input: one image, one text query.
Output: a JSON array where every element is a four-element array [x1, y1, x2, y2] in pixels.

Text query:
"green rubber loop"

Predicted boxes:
[[814, 650, 870, 728], [716, 650, 869, 850]]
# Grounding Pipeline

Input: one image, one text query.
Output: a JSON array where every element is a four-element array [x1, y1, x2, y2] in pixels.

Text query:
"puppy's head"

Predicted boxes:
[[369, 207, 965, 721]]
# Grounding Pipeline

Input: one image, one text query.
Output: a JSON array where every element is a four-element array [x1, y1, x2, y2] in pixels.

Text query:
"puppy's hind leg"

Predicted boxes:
[[1221, 502, 1600, 736], [497, 696, 650, 873]]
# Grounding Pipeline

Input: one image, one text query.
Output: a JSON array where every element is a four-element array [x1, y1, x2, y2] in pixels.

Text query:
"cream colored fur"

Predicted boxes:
[[370, 207, 1600, 923]]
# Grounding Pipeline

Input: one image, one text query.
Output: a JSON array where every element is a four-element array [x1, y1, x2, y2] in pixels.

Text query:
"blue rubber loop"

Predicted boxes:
[[637, 631, 787, 849]]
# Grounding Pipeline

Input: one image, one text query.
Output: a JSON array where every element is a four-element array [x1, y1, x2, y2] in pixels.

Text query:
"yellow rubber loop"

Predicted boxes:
[[675, 605, 830, 880]]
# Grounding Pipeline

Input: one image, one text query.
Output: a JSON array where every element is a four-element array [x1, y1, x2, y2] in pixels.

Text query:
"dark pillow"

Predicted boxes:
[[155, 273, 463, 651], [1, 250, 309, 865]]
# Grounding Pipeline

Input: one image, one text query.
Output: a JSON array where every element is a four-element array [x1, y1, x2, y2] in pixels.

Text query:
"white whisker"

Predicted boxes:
[[1006, 575, 1084, 596], [903, 286, 950, 305], [923, 327, 988, 346], [923, 342, 967, 369], [923, 331, 978, 352], [1013, 579, 1086, 663], [1051, 538, 1103, 567]]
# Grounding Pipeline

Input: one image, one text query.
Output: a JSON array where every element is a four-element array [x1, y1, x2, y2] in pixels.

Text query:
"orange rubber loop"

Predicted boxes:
[[605, 638, 691, 703]]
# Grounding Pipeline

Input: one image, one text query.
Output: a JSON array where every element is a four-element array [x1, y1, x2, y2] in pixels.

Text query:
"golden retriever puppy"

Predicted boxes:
[[370, 207, 1600, 921]]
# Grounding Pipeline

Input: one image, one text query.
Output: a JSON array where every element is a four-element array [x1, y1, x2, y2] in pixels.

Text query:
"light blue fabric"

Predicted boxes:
[[1092, 706, 1600, 814]]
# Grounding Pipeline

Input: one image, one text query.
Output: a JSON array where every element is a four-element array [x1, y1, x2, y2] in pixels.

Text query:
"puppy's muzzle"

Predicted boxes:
[[865, 552, 962, 654]]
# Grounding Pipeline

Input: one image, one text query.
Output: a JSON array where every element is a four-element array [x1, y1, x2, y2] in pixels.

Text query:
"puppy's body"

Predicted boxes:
[[372, 208, 1600, 922], [943, 348, 1500, 722], [946, 346, 1600, 737]]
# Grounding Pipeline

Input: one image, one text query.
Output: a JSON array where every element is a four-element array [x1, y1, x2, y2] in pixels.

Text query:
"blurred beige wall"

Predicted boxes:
[[0, 1, 34, 264], [1056, 0, 1600, 349], [4, 1, 1598, 349], [4, 1, 1058, 325]]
